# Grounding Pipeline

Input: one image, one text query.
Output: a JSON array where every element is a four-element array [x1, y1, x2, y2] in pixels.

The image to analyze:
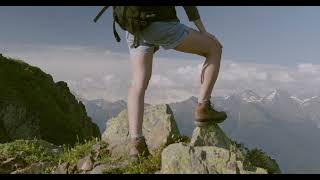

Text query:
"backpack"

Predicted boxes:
[[94, 6, 158, 48]]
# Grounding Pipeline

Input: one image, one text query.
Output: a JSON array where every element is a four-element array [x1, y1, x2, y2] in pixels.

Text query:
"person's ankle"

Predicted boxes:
[[131, 134, 144, 141], [197, 95, 211, 104]]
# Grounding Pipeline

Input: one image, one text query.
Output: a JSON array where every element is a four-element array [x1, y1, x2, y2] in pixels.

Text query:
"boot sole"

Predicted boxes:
[[194, 117, 226, 127]]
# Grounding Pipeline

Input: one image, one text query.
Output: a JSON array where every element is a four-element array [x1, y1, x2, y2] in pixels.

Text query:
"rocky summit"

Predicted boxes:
[[0, 56, 100, 145], [100, 103, 280, 174], [160, 124, 280, 174], [0, 103, 280, 174], [102, 104, 181, 157]]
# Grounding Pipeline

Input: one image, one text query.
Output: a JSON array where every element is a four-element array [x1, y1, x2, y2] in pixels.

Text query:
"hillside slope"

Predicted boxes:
[[0, 56, 100, 145]]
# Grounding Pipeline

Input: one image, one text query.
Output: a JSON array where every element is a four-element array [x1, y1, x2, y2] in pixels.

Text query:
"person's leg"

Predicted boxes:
[[127, 51, 154, 140], [174, 28, 222, 104]]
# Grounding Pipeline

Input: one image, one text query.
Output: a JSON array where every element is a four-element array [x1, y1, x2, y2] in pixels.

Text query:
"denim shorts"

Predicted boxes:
[[126, 20, 191, 55]]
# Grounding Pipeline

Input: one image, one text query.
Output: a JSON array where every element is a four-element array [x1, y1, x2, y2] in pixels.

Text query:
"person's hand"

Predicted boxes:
[[193, 19, 223, 49], [201, 31, 223, 49]]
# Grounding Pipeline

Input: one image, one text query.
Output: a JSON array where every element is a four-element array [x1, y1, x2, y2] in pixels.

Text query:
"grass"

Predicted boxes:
[[102, 135, 190, 174], [231, 140, 281, 174], [0, 137, 109, 174], [244, 148, 281, 174], [59, 138, 101, 165], [0, 133, 279, 174], [102, 146, 163, 174], [0, 139, 61, 164]]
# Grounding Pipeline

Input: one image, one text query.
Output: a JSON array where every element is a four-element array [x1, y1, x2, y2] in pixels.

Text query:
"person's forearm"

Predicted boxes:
[[194, 19, 206, 33]]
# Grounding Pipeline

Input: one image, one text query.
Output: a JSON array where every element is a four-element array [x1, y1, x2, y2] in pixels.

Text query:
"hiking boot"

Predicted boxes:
[[129, 136, 150, 163], [194, 99, 227, 127]]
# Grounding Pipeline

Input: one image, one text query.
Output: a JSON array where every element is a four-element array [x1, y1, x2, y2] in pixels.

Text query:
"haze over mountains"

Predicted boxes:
[[82, 89, 320, 173]]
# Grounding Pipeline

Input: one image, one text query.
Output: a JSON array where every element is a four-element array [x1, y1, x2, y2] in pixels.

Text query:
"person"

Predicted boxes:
[[125, 6, 227, 162]]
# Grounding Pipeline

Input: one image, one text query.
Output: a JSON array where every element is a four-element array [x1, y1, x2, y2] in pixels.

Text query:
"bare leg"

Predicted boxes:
[[174, 28, 222, 103], [127, 51, 154, 139]]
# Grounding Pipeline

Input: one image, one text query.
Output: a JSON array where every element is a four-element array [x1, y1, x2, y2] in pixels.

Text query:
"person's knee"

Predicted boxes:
[[203, 39, 222, 58]]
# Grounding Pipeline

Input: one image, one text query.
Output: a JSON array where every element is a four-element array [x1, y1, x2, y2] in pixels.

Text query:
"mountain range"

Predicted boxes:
[[82, 89, 320, 173]]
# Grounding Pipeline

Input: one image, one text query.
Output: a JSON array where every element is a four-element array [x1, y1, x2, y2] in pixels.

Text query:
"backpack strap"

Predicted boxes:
[[113, 19, 121, 42], [113, 19, 140, 48], [133, 33, 140, 48]]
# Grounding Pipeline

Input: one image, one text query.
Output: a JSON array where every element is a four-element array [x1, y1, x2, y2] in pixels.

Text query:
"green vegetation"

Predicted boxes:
[[59, 138, 109, 165], [0, 139, 61, 164], [0, 56, 100, 145], [0, 138, 162, 174], [244, 148, 281, 174], [230, 141, 281, 174]]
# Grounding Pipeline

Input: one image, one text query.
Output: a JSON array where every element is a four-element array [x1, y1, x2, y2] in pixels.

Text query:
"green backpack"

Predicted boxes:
[[94, 6, 158, 48]]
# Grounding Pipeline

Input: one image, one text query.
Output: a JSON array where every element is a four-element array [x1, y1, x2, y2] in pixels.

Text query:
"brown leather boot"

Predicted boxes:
[[129, 136, 150, 163], [194, 99, 227, 127]]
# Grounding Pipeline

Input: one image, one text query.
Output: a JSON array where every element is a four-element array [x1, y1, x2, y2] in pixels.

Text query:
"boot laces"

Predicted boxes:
[[206, 100, 217, 112]]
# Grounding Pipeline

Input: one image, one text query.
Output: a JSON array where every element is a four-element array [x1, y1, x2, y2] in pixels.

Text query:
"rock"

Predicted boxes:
[[102, 104, 181, 157], [77, 156, 94, 171], [90, 164, 109, 174], [91, 160, 129, 174], [160, 143, 268, 174], [0, 157, 27, 174], [190, 124, 231, 149], [159, 123, 279, 174], [53, 162, 69, 174], [91, 142, 109, 159], [91, 144, 102, 153], [67, 163, 77, 174], [236, 161, 267, 174], [10, 161, 53, 174]]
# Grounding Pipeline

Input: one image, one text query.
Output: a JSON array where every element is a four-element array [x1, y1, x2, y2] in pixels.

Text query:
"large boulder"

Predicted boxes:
[[0, 56, 100, 145], [190, 124, 231, 149], [102, 104, 181, 157], [160, 123, 280, 174], [160, 143, 268, 174]]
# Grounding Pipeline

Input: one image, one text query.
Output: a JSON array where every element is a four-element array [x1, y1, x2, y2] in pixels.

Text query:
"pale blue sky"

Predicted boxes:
[[1, 6, 319, 66]]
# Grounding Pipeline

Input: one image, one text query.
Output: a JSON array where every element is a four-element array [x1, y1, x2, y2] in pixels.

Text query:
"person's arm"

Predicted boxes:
[[183, 6, 200, 22], [193, 18, 206, 33]]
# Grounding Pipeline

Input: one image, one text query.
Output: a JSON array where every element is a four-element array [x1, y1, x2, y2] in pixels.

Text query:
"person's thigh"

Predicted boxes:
[[174, 28, 220, 57], [126, 31, 155, 90], [129, 51, 154, 91], [126, 31, 159, 55]]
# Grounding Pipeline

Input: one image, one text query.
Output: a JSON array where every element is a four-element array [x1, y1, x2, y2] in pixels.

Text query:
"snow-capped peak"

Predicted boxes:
[[302, 96, 319, 106], [239, 90, 262, 102], [262, 89, 291, 102], [265, 90, 277, 101], [290, 96, 304, 104]]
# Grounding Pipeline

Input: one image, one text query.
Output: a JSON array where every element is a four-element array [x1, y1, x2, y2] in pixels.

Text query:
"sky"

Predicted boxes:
[[1, 6, 320, 103]]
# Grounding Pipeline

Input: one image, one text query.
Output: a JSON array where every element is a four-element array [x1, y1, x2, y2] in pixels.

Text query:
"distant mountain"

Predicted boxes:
[[169, 89, 320, 174], [77, 87, 320, 173], [82, 99, 127, 133], [82, 97, 152, 133], [238, 89, 262, 103], [169, 96, 198, 137], [259, 89, 307, 123], [303, 96, 320, 127], [0, 56, 100, 145]]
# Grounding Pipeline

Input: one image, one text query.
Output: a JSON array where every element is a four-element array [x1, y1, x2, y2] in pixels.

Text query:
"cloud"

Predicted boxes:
[[297, 63, 320, 74], [3, 43, 320, 103], [271, 71, 295, 82], [150, 74, 176, 87], [176, 64, 202, 76], [220, 63, 269, 81]]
